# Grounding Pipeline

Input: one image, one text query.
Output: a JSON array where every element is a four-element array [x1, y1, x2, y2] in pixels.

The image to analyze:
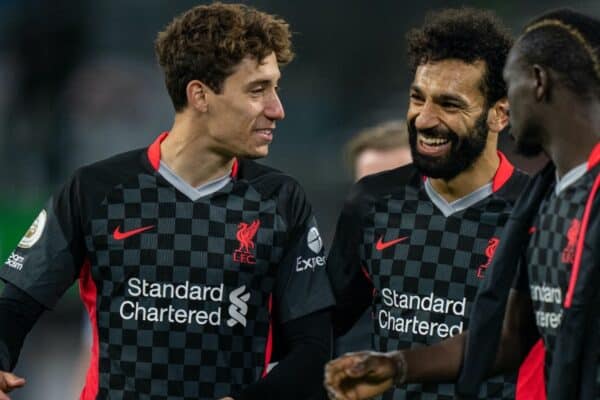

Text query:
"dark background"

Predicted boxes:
[[0, 1, 597, 398]]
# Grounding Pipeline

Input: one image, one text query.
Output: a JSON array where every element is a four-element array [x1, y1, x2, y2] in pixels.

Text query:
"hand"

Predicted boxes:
[[0, 371, 25, 400], [324, 351, 404, 400]]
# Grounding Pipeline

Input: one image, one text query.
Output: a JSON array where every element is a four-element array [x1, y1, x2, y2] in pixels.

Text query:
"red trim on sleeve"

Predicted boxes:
[[78, 260, 100, 400], [516, 339, 547, 400], [564, 171, 600, 308], [147, 132, 169, 171], [587, 142, 600, 170], [492, 151, 515, 192], [261, 294, 274, 378]]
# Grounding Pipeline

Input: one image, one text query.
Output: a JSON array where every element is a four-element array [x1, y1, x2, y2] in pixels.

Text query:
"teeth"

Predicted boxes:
[[419, 136, 449, 146]]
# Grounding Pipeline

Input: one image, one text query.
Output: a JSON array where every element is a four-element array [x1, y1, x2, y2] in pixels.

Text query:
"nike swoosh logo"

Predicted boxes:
[[375, 235, 409, 251], [113, 225, 155, 240]]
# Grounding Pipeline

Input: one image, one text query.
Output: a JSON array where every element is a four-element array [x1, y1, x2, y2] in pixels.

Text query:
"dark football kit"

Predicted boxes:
[[518, 159, 600, 395], [0, 133, 335, 400], [327, 153, 529, 400]]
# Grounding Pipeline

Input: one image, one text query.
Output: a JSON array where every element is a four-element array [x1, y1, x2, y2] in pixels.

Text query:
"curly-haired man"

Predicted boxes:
[[325, 8, 532, 400], [325, 8, 600, 400], [0, 3, 334, 400]]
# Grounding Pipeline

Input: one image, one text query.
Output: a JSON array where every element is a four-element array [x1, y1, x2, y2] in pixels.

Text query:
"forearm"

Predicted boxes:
[[0, 283, 44, 371], [239, 310, 331, 400], [397, 332, 466, 384], [489, 290, 539, 376]]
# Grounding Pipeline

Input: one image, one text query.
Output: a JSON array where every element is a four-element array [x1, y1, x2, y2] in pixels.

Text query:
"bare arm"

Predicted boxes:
[[324, 289, 539, 400]]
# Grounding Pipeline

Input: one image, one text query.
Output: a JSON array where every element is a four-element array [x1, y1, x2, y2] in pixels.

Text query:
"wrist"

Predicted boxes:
[[387, 351, 407, 386]]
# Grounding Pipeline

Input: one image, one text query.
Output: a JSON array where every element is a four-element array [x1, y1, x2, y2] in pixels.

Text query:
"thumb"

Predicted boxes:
[[1, 372, 25, 389]]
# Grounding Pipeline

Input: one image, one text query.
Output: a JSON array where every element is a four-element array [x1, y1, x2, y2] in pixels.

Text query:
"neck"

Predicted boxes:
[[545, 100, 600, 178], [429, 135, 500, 202], [160, 113, 234, 187]]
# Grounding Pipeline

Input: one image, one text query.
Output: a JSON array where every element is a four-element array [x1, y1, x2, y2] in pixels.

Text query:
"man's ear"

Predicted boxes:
[[487, 98, 509, 134], [186, 80, 211, 112], [533, 64, 550, 102]]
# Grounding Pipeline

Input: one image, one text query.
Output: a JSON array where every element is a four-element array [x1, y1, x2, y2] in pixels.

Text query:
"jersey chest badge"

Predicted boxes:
[[477, 237, 499, 279], [233, 219, 260, 265], [561, 218, 581, 264]]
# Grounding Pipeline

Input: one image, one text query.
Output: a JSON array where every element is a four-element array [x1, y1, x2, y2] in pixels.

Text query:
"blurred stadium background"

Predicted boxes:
[[0, 0, 597, 398]]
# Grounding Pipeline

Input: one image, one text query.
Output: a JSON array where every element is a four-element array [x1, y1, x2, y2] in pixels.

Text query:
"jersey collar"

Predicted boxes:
[[146, 132, 239, 179]]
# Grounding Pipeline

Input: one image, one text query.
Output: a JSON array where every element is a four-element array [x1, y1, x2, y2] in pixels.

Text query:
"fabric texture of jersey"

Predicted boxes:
[[0, 133, 335, 400], [460, 142, 600, 400], [517, 144, 600, 399], [328, 153, 528, 400]]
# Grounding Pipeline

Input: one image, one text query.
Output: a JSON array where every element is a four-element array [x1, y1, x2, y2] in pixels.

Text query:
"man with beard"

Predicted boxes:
[[325, 8, 529, 400], [324, 8, 600, 400]]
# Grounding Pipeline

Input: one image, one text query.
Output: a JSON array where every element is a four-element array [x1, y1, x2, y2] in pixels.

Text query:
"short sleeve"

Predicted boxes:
[[274, 182, 335, 324], [0, 176, 86, 308]]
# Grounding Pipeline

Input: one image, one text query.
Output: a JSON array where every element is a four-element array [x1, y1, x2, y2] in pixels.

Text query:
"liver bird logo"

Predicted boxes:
[[236, 220, 260, 253], [477, 237, 500, 279], [561, 218, 581, 264]]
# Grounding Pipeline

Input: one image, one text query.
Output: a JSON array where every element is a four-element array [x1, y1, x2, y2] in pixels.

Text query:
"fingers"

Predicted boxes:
[[324, 352, 373, 400], [0, 372, 25, 399]]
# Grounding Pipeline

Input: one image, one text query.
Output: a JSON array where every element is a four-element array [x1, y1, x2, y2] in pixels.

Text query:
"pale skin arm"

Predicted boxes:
[[324, 290, 538, 400], [0, 371, 26, 400]]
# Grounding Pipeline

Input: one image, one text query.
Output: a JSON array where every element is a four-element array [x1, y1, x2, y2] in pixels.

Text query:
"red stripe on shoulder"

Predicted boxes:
[[564, 170, 600, 308], [587, 142, 600, 170], [79, 259, 100, 400], [147, 132, 169, 171], [492, 151, 515, 192]]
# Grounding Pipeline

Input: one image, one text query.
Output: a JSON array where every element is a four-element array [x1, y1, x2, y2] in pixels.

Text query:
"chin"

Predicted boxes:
[[242, 147, 269, 160]]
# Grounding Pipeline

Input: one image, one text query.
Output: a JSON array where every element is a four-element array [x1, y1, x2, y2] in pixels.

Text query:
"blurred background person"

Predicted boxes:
[[345, 120, 413, 181], [337, 120, 411, 356]]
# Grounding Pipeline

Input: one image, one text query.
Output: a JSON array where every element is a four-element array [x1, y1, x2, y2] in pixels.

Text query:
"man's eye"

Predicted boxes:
[[251, 87, 264, 94], [410, 93, 424, 102], [442, 102, 460, 109]]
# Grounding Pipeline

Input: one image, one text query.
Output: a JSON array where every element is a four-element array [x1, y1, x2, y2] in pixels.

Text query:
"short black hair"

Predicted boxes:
[[406, 8, 513, 106], [516, 8, 600, 99]]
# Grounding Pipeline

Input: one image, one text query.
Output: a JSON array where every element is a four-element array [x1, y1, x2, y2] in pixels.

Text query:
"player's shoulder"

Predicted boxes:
[[494, 167, 530, 203], [349, 163, 420, 205], [236, 158, 306, 199], [70, 148, 148, 196]]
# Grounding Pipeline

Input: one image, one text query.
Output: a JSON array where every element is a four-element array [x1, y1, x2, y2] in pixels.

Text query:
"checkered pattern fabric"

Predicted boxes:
[[89, 173, 284, 399], [526, 167, 598, 382], [328, 163, 525, 400], [1, 141, 334, 400], [363, 182, 516, 400]]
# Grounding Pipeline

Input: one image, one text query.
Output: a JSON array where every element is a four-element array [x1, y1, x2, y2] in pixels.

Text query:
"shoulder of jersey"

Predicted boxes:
[[354, 163, 420, 198], [494, 167, 531, 203], [69, 148, 148, 198], [236, 158, 305, 198]]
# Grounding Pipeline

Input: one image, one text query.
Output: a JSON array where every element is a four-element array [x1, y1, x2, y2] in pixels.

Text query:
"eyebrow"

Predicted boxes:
[[245, 77, 280, 89], [411, 85, 470, 108]]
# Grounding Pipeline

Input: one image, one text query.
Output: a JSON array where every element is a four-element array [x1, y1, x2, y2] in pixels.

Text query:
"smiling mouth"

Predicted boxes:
[[417, 133, 451, 156]]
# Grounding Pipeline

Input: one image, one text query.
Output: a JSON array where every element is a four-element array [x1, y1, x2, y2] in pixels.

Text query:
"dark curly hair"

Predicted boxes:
[[516, 8, 600, 99], [406, 8, 513, 106], [155, 2, 294, 112]]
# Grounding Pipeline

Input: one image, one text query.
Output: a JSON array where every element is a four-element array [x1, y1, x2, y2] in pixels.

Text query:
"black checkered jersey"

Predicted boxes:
[[1, 133, 334, 400], [327, 152, 528, 400], [521, 161, 600, 387]]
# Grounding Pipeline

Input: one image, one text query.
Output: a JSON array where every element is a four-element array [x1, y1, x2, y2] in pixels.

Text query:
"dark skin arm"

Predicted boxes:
[[324, 289, 539, 400]]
